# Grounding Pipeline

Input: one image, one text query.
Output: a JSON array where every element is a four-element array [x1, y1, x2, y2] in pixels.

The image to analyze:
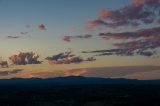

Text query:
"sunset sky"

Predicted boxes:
[[0, 0, 160, 79]]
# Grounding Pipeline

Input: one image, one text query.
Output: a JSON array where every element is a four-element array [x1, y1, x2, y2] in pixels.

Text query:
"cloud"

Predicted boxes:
[[82, 48, 155, 57], [82, 39, 157, 56], [9, 52, 41, 65], [87, 19, 108, 28], [5, 31, 29, 39], [46, 50, 96, 64], [0, 61, 8, 68], [37, 24, 46, 30], [99, 27, 160, 40], [82, 26, 160, 57], [20, 32, 28, 35], [46, 51, 84, 64], [113, 39, 158, 51], [63, 36, 71, 42], [64, 69, 87, 76], [0, 71, 9, 76], [62, 1, 160, 57], [0, 69, 23, 76], [6, 36, 21, 39], [86, 0, 160, 29], [63, 34, 92, 42], [83, 49, 135, 56]]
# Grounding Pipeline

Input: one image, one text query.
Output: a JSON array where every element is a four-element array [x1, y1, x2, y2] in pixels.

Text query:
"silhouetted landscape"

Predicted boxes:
[[0, 76, 160, 106]]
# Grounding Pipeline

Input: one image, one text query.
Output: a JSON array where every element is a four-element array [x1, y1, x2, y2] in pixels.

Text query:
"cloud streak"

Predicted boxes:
[[6, 36, 21, 39], [0, 69, 23, 76], [99, 27, 160, 40], [63, 34, 92, 42]]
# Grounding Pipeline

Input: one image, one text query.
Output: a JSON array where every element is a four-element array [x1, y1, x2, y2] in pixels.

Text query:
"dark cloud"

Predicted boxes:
[[63, 34, 92, 42], [0, 61, 8, 68], [82, 38, 158, 57], [113, 39, 160, 51], [0, 69, 23, 76], [6, 32, 30, 39], [46, 51, 83, 64], [99, 27, 160, 40], [6, 36, 21, 39], [82, 26, 160, 57], [46, 50, 96, 64], [85, 57, 96, 61], [83, 49, 135, 56], [87, 0, 160, 29], [9, 52, 41, 65], [0, 71, 9, 76]]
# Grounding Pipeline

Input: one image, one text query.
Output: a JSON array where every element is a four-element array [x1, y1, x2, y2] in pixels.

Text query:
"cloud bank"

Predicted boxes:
[[65, 0, 160, 57]]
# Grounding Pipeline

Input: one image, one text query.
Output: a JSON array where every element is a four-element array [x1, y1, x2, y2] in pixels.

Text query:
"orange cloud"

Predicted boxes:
[[64, 69, 87, 76]]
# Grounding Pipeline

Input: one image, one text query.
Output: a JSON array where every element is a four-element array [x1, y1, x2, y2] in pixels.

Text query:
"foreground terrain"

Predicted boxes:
[[0, 76, 160, 106]]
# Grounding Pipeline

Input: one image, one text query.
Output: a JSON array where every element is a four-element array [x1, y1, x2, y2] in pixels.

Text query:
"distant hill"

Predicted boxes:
[[0, 76, 160, 86]]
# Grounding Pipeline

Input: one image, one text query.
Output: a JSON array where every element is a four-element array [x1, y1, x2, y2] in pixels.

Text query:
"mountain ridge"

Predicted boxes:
[[0, 76, 160, 86]]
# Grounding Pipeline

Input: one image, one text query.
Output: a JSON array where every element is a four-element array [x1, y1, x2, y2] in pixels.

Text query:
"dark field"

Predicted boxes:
[[0, 84, 160, 106]]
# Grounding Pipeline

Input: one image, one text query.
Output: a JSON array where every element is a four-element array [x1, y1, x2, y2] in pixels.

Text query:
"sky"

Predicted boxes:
[[0, 0, 160, 79]]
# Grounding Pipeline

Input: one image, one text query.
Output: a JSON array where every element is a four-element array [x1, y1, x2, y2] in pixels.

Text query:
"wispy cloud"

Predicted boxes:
[[63, 34, 92, 42]]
